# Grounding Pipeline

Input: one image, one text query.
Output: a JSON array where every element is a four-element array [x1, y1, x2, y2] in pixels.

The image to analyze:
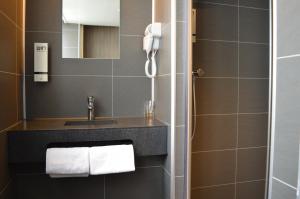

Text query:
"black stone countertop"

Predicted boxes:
[[9, 117, 167, 131], [8, 118, 168, 164]]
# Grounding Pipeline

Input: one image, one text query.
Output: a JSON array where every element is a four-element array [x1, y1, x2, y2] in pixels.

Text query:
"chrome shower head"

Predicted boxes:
[[192, 68, 205, 77]]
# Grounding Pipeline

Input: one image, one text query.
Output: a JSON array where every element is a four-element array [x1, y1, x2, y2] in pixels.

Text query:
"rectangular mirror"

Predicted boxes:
[[62, 0, 120, 59]]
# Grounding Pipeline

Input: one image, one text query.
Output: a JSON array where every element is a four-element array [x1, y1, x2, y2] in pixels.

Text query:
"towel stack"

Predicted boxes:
[[46, 144, 135, 178]]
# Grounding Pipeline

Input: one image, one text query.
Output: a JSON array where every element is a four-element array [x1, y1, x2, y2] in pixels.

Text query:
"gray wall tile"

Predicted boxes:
[[239, 43, 269, 78], [239, 0, 269, 9], [195, 3, 238, 40], [271, 180, 297, 199], [239, 79, 269, 113], [191, 184, 235, 199], [236, 180, 265, 199], [25, 0, 61, 32], [195, 78, 238, 114], [177, 22, 187, 74], [176, 75, 184, 125], [157, 23, 171, 75], [273, 58, 300, 187], [106, 168, 164, 199], [238, 113, 268, 147], [277, 0, 300, 57], [193, 40, 238, 77], [156, 75, 171, 124], [176, 126, 185, 176], [237, 147, 267, 181], [16, 174, 105, 199], [113, 36, 145, 76], [193, 115, 237, 151], [26, 76, 112, 118], [113, 77, 151, 117], [239, 8, 269, 43], [175, 177, 184, 199], [192, 150, 236, 187], [163, 170, 171, 199], [120, 0, 152, 35]]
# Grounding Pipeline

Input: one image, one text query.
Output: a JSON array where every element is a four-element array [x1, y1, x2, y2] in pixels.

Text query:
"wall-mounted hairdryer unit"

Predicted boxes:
[[143, 23, 162, 116], [143, 23, 162, 79]]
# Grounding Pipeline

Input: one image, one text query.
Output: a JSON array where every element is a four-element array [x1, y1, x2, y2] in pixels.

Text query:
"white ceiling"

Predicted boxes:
[[63, 0, 120, 27]]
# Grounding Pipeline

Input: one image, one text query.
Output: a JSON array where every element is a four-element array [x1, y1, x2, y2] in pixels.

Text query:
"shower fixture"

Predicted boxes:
[[192, 68, 205, 77], [191, 67, 205, 140]]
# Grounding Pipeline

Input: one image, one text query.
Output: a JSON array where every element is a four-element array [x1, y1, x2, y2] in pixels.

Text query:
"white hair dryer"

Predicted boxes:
[[143, 23, 161, 78]]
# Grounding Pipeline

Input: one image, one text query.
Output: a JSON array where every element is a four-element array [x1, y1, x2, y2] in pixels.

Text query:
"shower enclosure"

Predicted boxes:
[[186, 0, 300, 199]]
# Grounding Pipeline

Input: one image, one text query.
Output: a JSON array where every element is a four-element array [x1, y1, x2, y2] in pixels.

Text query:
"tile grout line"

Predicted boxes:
[[191, 178, 266, 190], [196, 38, 269, 45], [191, 146, 268, 154], [193, 112, 268, 116], [194, 77, 269, 79], [196, 1, 269, 11], [25, 30, 144, 38]]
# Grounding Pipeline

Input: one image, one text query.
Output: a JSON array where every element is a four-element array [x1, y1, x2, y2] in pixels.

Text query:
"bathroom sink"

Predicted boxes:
[[64, 119, 117, 126]]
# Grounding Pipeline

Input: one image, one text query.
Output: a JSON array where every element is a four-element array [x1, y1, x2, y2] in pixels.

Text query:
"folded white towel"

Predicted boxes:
[[89, 144, 135, 175], [46, 147, 90, 178]]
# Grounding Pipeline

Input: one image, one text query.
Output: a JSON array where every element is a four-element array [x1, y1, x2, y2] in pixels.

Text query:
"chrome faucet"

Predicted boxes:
[[87, 96, 95, 121]]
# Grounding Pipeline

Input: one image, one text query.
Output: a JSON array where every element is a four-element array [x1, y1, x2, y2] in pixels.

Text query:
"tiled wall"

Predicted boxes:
[[14, 157, 165, 199], [270, 0, 300, 198], [0, 0, 24, 198], [19, 1, 168, 199], [175, 0, 188, 198], [192, 0, 269, 198], [25, 0, 152, 119]]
